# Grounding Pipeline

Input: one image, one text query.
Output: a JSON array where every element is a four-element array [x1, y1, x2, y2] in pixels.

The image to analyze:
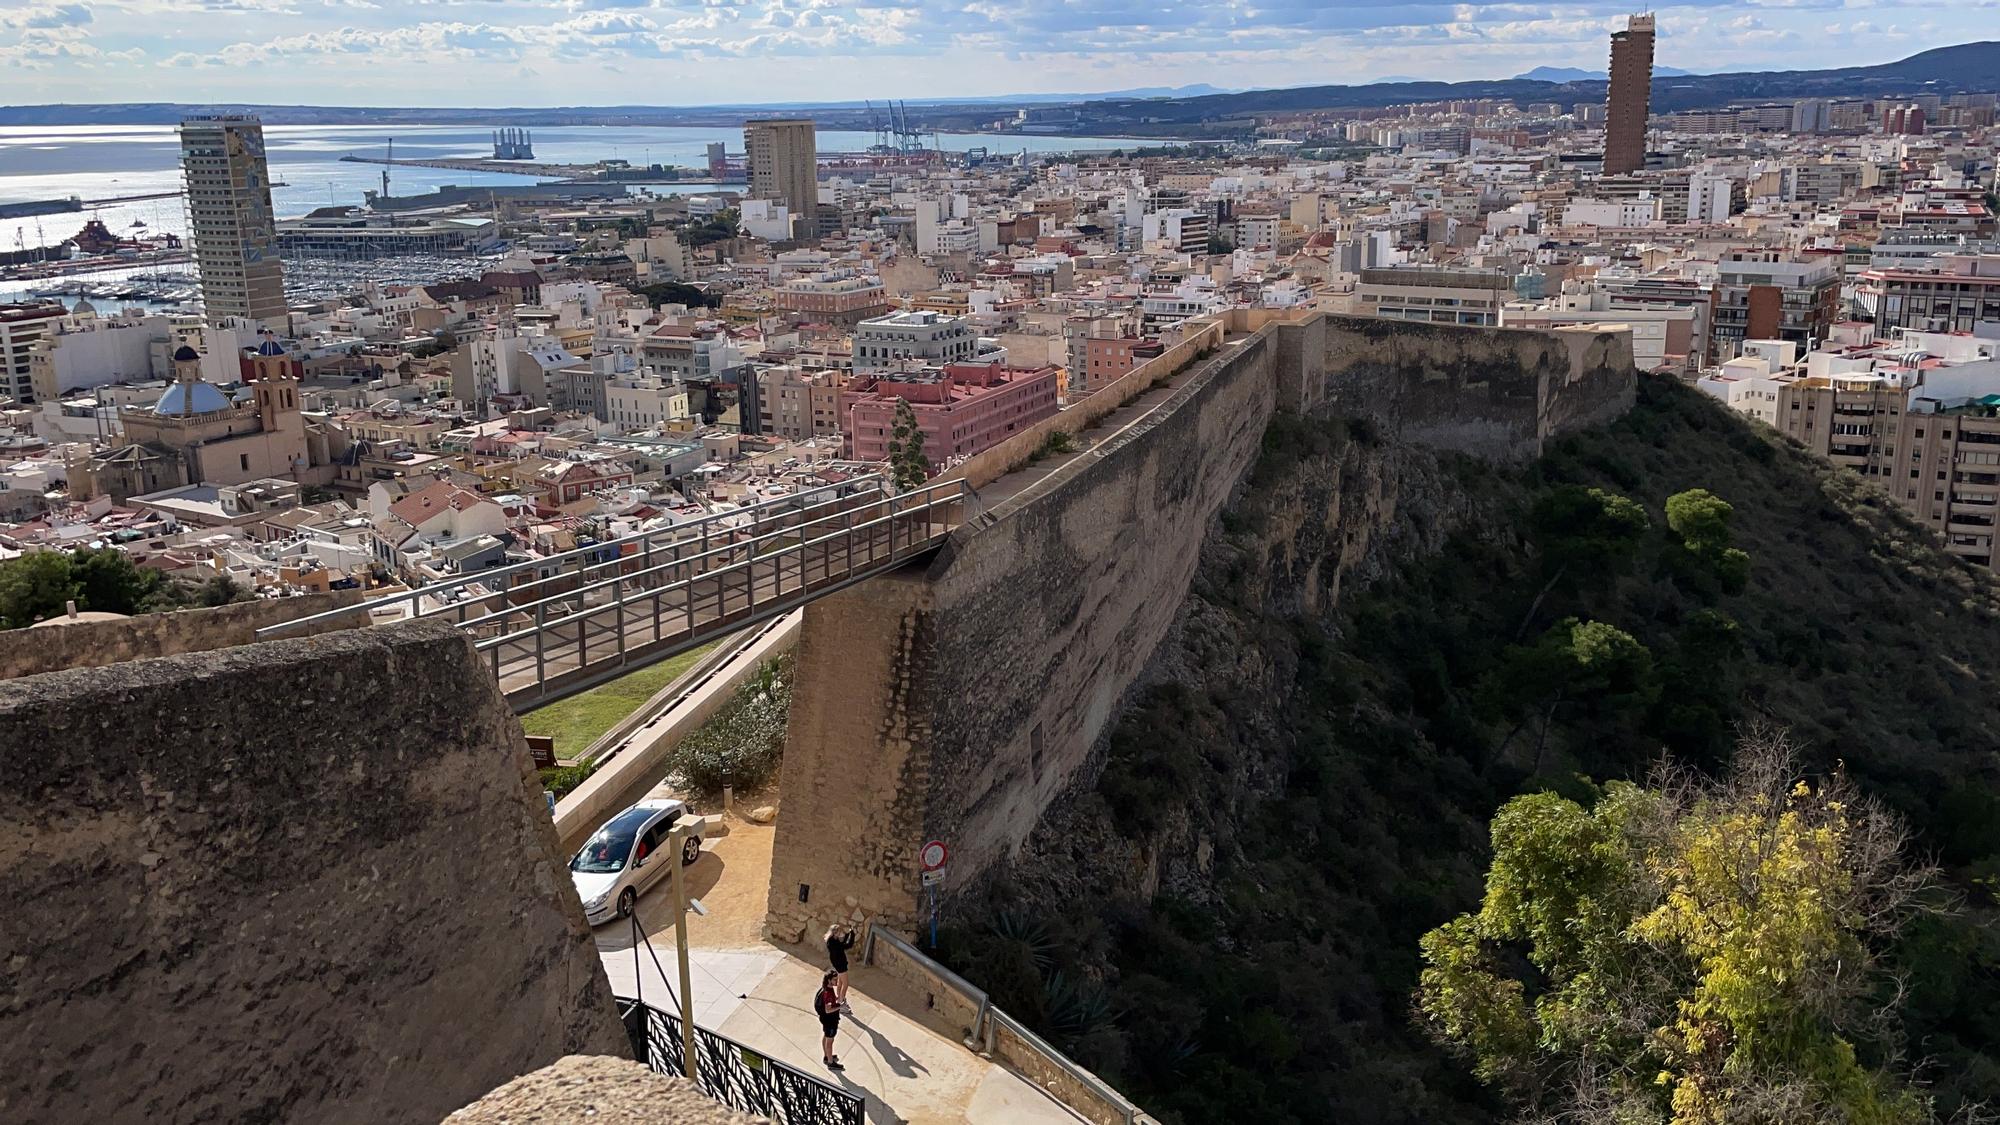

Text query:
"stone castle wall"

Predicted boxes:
[[767, 315, 1635, 940], [0, 620, 627, 1125], [0, 588, 368, 680]]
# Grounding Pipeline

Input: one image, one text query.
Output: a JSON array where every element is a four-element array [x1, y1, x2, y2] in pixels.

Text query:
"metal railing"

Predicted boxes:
[[865, 924, 1147, 1125], [618, 996, 864, 1125], [256, 474, 974, 708]]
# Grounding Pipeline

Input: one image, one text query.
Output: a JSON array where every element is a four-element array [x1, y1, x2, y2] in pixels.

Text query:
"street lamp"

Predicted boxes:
[[668, 820, 702, 1078]]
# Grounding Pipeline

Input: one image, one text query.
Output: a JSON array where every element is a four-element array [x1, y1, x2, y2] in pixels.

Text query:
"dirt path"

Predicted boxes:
[[682, 808, 776, 948]]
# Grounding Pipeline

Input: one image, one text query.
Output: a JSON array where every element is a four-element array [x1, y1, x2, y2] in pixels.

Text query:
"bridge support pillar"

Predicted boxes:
[[764, 570, 936, 944]]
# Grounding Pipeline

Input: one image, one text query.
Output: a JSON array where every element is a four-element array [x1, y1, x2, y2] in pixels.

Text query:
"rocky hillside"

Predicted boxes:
[[941, 375, 2000, 1123]]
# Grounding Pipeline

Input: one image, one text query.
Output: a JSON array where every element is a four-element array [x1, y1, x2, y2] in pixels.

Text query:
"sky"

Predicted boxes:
[[0, 0, 1993, 107]]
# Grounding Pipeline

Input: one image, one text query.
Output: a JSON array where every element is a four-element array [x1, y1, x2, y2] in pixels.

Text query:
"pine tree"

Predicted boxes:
[[886, 398, 929, 492]]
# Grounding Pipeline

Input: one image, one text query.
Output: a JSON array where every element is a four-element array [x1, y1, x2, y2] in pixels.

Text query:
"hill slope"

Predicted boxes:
[[1073, 40, 2000, 125], [944, 375, 2000, 1123]]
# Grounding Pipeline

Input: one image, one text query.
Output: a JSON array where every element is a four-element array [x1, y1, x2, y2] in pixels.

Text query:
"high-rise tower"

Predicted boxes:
[[178, 115, 287, 328], [742, 118, 818, 232], [1603, 14, 1656, 176]]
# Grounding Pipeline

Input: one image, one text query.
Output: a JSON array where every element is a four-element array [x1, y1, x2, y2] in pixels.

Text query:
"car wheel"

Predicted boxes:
[[616, 887, 637, 918], [682, 836, 702, 866]]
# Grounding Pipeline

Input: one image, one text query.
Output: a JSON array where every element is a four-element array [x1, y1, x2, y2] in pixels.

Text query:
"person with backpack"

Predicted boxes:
[[814, 970, 844, 1071], [825, 922, 858, 1015]]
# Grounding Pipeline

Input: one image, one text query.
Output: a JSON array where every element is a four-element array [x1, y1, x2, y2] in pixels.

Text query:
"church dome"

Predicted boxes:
[[172, 344, 201, 362], [155, 380, 232, 416]]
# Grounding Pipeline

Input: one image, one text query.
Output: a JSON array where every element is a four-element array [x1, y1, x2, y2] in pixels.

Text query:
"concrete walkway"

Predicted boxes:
[[597, 935, 1085, 1125], [592, 827, 1085, 1125]]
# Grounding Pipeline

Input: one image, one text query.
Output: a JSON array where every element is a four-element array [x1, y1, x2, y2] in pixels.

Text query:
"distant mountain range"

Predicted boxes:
[[0, 42, 1992, 128], [984, 84, 1235, 103], [1514, 65, 1695, 81], [1067, 40, 2000, 127]]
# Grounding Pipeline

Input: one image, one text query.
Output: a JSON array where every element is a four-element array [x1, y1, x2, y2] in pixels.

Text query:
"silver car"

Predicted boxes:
[[570, 798, 704, 925]]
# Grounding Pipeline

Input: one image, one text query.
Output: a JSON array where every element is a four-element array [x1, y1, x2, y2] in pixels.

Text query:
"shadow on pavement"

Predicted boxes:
[[592, 849, 727, 953], [851, 1014, 931, 1081]]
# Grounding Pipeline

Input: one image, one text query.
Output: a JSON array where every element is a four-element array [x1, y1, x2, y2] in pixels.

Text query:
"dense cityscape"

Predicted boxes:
[[6, 9, 2000, 1125]]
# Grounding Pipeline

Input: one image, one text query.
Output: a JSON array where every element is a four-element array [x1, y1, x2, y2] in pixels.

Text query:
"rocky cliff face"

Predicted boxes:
[[1002, 409, 1493, 921], [963, 374, 2000, 1124]]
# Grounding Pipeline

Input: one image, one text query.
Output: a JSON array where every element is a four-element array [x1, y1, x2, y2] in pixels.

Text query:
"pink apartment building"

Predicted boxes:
[[842, 362, 1060, 468]]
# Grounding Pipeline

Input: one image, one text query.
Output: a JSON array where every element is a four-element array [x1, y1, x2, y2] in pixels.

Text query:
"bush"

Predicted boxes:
[[1028, 429, 1076, 464], [666, 655, 791, 796], [538, 761, 597, 800]]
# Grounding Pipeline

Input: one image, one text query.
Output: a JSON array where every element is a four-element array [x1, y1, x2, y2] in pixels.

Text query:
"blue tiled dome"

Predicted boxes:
[[155, 380, 232, 415]]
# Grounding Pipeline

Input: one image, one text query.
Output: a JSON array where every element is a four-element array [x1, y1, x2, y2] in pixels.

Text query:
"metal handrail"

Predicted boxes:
[[985, 1007, 1141, 1125], [865, 923, 1140, 1125], [453, 480, 966, 637], [462, 483, 966, 650], [254, 473, 894, 639]]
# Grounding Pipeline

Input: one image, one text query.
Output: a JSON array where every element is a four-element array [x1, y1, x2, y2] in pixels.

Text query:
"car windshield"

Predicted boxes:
[[571, 810, 649, 874]]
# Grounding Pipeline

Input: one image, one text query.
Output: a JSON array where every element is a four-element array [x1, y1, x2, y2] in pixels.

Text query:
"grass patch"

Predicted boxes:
[[519, 643, 718, 759]]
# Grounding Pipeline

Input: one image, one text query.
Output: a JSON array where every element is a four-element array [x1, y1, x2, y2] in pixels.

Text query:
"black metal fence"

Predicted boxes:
[[618, 997, 865, 1125]]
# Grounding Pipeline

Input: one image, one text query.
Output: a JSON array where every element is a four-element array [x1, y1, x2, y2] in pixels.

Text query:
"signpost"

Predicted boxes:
[[920, 840, 948, 948]]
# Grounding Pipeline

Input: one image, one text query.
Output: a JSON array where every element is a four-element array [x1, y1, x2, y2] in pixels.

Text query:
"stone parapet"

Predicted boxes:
[[0, 619, 627, 1125]]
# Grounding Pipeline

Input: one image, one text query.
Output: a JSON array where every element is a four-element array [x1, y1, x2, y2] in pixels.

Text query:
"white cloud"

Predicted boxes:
[[0, 0, 1989, 101]]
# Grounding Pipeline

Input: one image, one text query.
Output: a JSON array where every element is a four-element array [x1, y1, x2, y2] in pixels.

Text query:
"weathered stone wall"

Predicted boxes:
[[1314, 314, 1635, 460], [446, 1056, 765, 1125], [767, 314, 1634, 938], [0, 619, 627, 1125], [0, 588, 368, 680], [765, 570, 938, 937]]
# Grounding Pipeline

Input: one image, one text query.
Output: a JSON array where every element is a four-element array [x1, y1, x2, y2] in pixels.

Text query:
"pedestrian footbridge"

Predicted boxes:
[[259, 476, 972, 710]]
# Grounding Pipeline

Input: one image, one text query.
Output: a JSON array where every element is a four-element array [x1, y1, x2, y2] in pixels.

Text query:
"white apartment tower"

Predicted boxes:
[[178, 115, 288, 328], [1688, 173, 1733, 224]]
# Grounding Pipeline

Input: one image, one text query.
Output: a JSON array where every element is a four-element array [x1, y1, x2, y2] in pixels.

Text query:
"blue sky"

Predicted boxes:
[[0, 0, 1992, 106]]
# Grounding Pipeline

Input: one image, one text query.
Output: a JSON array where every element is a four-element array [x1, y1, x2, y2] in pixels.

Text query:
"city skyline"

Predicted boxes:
[[1, 0, 1994, 107]]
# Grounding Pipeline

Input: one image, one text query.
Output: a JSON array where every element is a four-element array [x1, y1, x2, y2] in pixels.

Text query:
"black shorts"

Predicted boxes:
[[830, 953, 849, 973], [820, 1013, 841, 1039]]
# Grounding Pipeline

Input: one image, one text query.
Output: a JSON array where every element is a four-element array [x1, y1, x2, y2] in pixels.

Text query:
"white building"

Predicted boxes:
[[603, 374, 696, 432], [1142, 208, 1212, 254], [1562, 196, 1661, 228], [2, 302, 72, 404], [1688, 173, 1733, 224], [852, 310, 981, 373]]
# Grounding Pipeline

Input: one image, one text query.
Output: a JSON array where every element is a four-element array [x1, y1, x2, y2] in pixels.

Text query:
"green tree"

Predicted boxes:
[[0, 551, 80, 629], [1519, 485, 1650, 632], [886, 398, 929, 492], [1419, 728, 1938, 1125], [1667, 488, 1751, 594], [635, 281, 719, 310], [70, 548, 161, 616], [1486, 617, 1657, 772], [196, 574, 249, 607]]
